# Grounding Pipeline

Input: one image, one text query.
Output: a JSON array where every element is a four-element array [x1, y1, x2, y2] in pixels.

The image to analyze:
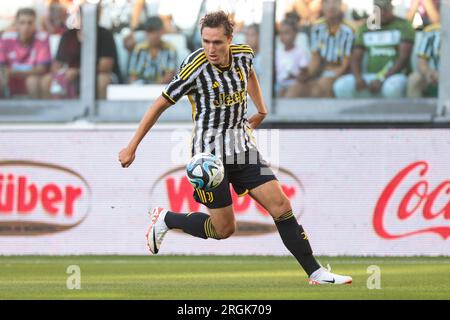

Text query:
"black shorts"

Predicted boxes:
[[193, 150, 277, 209]]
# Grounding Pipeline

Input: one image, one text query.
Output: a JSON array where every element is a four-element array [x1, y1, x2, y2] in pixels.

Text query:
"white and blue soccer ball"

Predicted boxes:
[[186, 153, 224, 190]]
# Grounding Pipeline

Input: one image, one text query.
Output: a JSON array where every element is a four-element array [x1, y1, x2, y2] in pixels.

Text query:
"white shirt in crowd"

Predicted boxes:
[[276, 45, 309, 89]]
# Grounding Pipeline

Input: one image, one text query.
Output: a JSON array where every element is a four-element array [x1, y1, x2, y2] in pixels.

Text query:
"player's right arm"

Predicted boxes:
[[118, 96, 172, 168], [119, 50, 203, 168]]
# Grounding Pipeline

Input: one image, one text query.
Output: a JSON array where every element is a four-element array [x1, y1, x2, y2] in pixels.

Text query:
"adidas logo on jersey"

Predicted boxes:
[[212, 81, 220, 89]]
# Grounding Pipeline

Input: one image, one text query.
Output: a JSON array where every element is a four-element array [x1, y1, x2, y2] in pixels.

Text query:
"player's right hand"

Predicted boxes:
[[119, 147, 136, 168]]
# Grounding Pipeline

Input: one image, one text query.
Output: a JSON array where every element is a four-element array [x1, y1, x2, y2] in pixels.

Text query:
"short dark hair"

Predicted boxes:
[[145, 16, 164, 32], [200, 11, 234, 37], [16, 8, 36, 20], [281, 18, 298, 33]]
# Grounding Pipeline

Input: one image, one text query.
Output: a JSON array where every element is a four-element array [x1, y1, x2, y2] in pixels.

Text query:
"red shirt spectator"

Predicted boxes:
[[0, 30, 51, 95]]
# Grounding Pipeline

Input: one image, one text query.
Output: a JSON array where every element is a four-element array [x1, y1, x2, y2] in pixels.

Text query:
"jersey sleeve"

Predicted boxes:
[[354, 25, 366, 48], [310, 24, 320, 53], [416, 31, 434, 60], [162, 52, 205, 104], [400, 20, 415, 43]]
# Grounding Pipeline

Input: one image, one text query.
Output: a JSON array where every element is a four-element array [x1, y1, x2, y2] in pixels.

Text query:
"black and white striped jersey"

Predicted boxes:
[[310, 18, 354, 64], [162, 44, 258, 161], [417, 24, 440, 71]]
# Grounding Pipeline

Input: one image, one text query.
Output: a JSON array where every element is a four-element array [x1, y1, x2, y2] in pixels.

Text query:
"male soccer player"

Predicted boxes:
[[119, 11, 352, 285]]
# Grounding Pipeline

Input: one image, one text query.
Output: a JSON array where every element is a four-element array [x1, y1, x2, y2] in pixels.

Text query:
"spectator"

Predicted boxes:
[[333, 0, 415, 98], [128, 16, 177, 84], [407, 0, 440, 29], [276, 18, 309, 97], [407, 23, 440, 97], [284, 0, 354, 97], [289, 0, 323, 29], [41, 1, 68, 35], [41, 7, 121, 99], [0, 8, 51, 99], [244, 23, 261, 76]]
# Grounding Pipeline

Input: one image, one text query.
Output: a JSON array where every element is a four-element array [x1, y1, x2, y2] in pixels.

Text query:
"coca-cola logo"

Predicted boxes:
[[374, 161, 450, 240], [0, 161, 91, 235], [150, 166, 304, 235]]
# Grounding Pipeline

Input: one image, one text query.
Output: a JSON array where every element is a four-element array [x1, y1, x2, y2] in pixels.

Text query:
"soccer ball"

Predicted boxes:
[[186, 153, 225, 190]]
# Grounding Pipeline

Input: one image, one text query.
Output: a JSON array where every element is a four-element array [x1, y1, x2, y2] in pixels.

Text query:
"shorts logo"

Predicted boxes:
[[196, 188, 213, 203]]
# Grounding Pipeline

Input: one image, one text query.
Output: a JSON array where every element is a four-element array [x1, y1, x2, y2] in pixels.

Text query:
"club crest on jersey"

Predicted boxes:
[[213, 89, 246, 107], [235, 67, 244, 81]]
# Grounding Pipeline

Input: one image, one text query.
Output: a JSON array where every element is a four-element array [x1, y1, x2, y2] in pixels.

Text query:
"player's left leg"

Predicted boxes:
[[249, 180, 352, 285]]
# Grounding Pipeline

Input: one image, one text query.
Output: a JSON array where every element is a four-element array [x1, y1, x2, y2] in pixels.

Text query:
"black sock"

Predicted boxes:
[[274, 210, 321, 276], [164, 211, 220, 239]]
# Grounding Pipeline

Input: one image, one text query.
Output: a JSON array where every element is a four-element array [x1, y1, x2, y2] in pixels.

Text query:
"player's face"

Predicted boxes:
[[16, 14, 36, 42], [201, 26, 232, 66]]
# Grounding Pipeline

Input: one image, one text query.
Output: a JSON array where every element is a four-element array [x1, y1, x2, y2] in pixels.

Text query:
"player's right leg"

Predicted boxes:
[[146, 171, 234, 254], [146, 205, 235, 254]]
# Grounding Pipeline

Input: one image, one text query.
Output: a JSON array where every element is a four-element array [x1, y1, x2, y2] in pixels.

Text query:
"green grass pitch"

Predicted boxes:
[[0, 256, 448, 299]]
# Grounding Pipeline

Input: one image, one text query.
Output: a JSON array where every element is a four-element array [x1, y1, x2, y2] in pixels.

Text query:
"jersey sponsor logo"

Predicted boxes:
[[0, 161, 90, 236], [374, 161, 450, 240], [363, 30, 401, 46], [369, 46, 397, 57], [213, 89, 246, 107]]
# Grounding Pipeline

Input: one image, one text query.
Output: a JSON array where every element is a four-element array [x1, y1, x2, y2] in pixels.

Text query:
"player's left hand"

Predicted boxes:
[[248, 112, 267, 130]]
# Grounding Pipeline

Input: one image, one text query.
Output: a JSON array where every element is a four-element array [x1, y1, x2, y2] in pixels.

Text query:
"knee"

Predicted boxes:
[[97, 73, 111, 99], [333, 75, 355, 98], [215, 222, 236, 239], [40, 73, 52, 90], [382, 75, 407, 98], [26, 75, 40, 89], [270, 195, 292, 217], [407, 72, 425, 97], [25, 75, 41, 97]]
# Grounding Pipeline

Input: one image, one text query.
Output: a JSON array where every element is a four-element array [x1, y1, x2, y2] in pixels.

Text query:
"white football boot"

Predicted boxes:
[[146, 207, 169, 254], [308, 265, 353, 285]]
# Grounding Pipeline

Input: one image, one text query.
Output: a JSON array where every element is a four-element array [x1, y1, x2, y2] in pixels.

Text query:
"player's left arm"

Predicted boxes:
[[247, 68, 268, 130]]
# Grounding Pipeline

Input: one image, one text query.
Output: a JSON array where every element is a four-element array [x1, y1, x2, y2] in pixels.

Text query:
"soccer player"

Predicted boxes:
[[119, 11, 352, 285]]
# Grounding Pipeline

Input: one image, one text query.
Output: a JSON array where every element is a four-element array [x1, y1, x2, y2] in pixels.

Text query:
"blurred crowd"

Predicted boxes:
[[0, 0, 442, 100]]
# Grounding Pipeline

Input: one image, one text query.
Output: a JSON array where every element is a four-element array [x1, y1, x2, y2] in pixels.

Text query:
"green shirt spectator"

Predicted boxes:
[[354, 17, 415, 75]]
